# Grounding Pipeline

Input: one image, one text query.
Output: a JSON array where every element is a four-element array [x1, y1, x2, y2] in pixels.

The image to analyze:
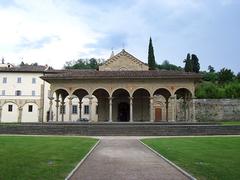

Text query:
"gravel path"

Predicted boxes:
[[69, 138, 190, 180]]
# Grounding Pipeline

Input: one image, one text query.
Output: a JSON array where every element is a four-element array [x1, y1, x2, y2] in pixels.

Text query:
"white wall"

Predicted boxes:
[[1, 102, 18, 122], [22, 103, 39, 122]]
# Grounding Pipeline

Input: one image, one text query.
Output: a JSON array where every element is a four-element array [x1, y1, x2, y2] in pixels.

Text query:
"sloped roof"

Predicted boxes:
[[0, 65, 59, 73], [41, 69, 202, 81], [99, 49, 148, 68]]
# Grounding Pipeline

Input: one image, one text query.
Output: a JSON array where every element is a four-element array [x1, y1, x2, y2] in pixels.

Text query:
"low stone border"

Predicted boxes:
[[65, 139, 100, 180], [139, 140, 196, 180]]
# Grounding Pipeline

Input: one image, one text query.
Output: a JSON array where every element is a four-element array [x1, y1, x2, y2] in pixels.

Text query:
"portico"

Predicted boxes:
[[42, 50, 201, 123]]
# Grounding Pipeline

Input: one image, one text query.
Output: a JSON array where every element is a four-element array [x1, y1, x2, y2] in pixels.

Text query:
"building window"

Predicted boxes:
[[28, 105, 33, 112], [32, 90, 36, 96], [96, 105, 98, 114], [8, 105, 13, 112], [72, 105, 78, 114], [84, 105, 89, 114], [2, 90, 5, 96], [15, 90, 21, 96], [17, 77, 21, 83], [60, 105, 65, 114], [32, 78, 36, 84], [3, 77, 7, 84]]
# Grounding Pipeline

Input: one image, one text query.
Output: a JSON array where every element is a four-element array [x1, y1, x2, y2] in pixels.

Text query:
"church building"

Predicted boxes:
[[42, 49, 201, 123]]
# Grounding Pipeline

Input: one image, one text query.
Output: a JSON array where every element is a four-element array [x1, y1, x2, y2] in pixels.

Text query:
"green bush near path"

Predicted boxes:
[[142, 137, 240, 180], [0, 136, 97, 180]]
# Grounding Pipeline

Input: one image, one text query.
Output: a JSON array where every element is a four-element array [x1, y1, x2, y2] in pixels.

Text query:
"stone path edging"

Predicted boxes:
[[65, 140, 100, 180], [138, 140, 196, 180]]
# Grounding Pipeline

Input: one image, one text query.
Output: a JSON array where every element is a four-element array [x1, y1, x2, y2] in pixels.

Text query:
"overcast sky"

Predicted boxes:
[[0, 0, 239, 73]]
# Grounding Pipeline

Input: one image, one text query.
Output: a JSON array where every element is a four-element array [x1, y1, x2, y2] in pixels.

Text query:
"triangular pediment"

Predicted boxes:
[[99, 49, 149, 71]]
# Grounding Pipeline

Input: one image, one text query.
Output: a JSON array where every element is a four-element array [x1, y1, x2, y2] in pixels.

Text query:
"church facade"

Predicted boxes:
[[42, 49, 201, 123]]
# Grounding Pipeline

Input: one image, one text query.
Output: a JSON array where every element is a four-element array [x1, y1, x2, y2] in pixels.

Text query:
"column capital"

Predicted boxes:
[[18, 107, 23, 111], [129, 96, 134, 100], [48, 96, 54, 100], [68, 96, 73, 100]]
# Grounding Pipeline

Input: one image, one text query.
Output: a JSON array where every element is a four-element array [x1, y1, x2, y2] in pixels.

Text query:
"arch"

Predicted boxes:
[[112, 88, 130, 122], [22, 103, 39, 122], [22, 101, 39, 108], [72, 88, 89, 100], [112, 88, 130, 97], [132, 88, 151, 97], [174, 88, 192, 99], [51, 87, 70, 97], [1, 102, 19, 123], [92, 88, 110, 122], [132, 88, 150, 122], [153, 88, 171, 100], [2, 101, 19, 108], [92, 88, 110, 98]]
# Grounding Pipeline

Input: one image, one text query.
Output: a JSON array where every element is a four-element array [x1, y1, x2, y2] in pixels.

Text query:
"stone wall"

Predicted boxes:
[[0, 123, 239, 136], [177, 99, 240, 121]]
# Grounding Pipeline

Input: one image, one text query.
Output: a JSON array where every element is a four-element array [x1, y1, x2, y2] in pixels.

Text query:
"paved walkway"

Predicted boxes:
[[69, 138, 190, 180]]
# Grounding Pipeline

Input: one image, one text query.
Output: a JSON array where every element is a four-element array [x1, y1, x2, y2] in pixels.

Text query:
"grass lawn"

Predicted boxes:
[[221, 121, 240, 126], [142, 136, 240, 180], [0, 136, 97, 180]]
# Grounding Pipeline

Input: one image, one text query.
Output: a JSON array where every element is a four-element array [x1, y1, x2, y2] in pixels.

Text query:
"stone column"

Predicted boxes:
[[38, 108, 42, 122], [165, 99, 169, 122], [18, 107, 23, 123], [68, 96, 73, 122], [55, 99, 60, 122], [149, 97, 154, 122], [79, 100, 82, 120], [170, 95, 176, 122], [129, 97, 133, 122], [89, 96, 93, 122], [0, 106, 2, 123], [48, 97, 54, 122], [61, 99, 65, 122], [109, 97, 113, 122], [192, 97, 196, 122]]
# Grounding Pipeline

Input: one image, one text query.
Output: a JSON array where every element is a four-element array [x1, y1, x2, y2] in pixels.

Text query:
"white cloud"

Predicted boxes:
[[0, 0, 103, 68]]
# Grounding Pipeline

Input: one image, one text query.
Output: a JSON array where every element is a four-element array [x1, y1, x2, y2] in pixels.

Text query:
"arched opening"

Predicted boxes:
[[1, 102, 19, 123], [51, 89, 69, 122], [112, 89, 130, 122], [174, 88, 192, 121], [153, 88, 171, 122], [72, 88, 90, 122], [92, 88, 110, 122], [22, 103, 39, 122], [132, 88, 150, 122]]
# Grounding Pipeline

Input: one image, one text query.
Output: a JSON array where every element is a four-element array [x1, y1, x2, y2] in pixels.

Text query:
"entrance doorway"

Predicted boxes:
[[118, 102, 130, 122], [155, 108, 162, 122]]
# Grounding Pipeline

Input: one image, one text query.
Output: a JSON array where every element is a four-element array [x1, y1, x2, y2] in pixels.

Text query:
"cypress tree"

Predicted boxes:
[[148, 37, 156, 70], [184, 53, 192, 72], [192, 54, 200, 73]]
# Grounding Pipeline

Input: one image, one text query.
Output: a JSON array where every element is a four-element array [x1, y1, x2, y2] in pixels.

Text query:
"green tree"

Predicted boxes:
[[218, 68, 234, 84], [148, 37, 156, 70], [183, 53, 192, 72], [157, 60, 182, 71], [191, 54, 200, 73], [208, 65, 215, 73], [64, 58, 104, 69]]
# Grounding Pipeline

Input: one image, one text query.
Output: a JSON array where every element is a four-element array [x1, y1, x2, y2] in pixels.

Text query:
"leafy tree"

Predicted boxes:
[[224, 83, 240, 98], [237, 72, 240, 81], [148, 37, 156, 70], [218, 68, 234, 84], [183, 53, 192, 72], [157, 60, 182, 71], [208, 65, 215, 73], [203, 71, 218, 82], [192, 54, 200, 73], [195, 82, 225, 99], [64, 58, 104, 69]]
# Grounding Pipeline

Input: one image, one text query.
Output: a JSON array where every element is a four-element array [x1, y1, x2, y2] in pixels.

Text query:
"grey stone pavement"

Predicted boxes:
[[69, 137, 190, 180]]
